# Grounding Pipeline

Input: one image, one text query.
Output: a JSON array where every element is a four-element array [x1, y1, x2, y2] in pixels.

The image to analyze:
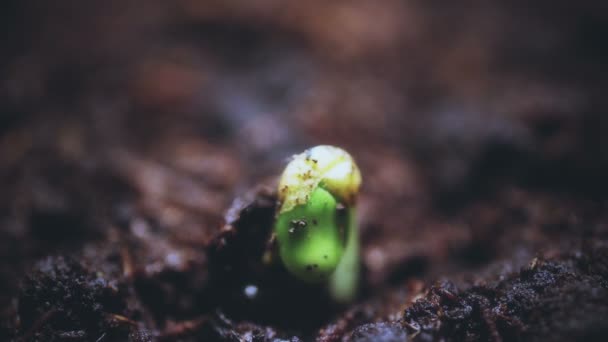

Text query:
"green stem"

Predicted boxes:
[[328, 208, 359, 303]]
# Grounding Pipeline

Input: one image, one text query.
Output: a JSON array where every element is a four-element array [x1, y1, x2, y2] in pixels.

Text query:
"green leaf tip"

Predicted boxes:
[[274, 145, 361, 302]]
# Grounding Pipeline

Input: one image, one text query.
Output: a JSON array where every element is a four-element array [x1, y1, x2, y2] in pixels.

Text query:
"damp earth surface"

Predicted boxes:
[[1, 1, 608, 341]]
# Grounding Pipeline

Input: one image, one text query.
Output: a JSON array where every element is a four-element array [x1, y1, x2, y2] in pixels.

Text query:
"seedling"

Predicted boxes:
[[274, 145, 361, 302]]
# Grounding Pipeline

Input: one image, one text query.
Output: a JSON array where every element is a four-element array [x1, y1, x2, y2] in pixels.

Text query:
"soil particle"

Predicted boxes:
[[403, 249, 608, 341], [348, 322, 408, 342], [16, 256, 133, 341]]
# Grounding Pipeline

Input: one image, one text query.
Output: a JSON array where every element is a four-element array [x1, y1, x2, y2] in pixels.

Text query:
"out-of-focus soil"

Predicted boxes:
[[1, 1, 608, 341]]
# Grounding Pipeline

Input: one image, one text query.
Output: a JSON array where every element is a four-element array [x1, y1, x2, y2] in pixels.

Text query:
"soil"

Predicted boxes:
[[1, 1, 608, 341]]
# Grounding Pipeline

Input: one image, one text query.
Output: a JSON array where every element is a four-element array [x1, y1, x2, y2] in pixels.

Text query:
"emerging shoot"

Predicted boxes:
[[275, 145, 361, 302]]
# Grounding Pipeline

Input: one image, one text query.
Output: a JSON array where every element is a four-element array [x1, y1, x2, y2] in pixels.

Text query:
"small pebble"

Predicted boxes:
[[244, 284, 258, 299]]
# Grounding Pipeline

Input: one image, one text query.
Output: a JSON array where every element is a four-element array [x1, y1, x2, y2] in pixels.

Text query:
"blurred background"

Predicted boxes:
[[1, 1, 608, 341]]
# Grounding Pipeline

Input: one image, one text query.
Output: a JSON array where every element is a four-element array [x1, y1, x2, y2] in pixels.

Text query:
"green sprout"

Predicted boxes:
[[274, 145, 361, 302]]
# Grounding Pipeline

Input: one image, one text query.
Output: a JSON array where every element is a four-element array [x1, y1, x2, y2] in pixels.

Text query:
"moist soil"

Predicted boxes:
[[1, 1, 608, 341]]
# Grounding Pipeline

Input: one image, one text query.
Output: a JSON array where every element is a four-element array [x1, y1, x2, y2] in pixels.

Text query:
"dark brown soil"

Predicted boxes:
[[2, 1, 608, 341]]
